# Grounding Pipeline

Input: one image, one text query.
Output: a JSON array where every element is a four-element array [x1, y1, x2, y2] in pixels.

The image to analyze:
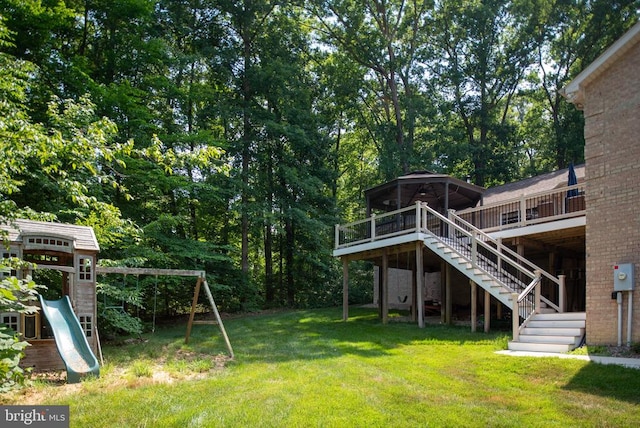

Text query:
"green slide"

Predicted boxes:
[[38, 295, 100, 383]]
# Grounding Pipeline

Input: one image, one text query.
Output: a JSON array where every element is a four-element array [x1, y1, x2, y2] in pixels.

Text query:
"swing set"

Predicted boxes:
[[96, 267, 234, 358]]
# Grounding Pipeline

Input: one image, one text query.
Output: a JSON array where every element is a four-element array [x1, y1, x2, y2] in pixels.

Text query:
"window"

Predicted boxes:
[[78, 257, 93, 282], [79, 315, 92, 337], [24, 236, 72, 253], [1, 313, 19, 332], [1, 250, 18, 277], [501, 211, 520, 225], [24, 253, 60, 263]]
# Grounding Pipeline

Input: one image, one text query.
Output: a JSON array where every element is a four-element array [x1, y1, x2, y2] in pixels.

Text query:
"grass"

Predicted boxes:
[[3, 307, 640, 427]]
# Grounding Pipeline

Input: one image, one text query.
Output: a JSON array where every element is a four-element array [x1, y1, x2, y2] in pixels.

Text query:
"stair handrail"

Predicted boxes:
[[421, 203, 536, 288], [421, 203, 567, 339], [448, 209, 562, 290], [518, 273, 542, 303], [450, 209, 566, 314], [451, 208, 566, 312]]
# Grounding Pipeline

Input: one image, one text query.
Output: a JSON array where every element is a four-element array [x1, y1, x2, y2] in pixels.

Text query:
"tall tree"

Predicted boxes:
[[530, 0, 639, 171], [310, 0, 434, 180], [215, 0, 281, 305], [432, 0, 538, 186]]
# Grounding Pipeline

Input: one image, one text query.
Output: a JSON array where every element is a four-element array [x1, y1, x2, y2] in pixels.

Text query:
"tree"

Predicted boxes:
[[310, 0, 435, 180], [528, 0, 639, 171], [431, 0, 538, 186]]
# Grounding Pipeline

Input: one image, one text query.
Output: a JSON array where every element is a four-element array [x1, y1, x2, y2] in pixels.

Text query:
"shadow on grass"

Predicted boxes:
[[562, 363, 640, 404], [184, 306, 509, 364]]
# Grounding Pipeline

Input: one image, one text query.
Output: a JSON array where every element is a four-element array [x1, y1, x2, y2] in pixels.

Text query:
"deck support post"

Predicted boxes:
[[549, 252, 556, 302], [445, 264, 452, 325], [382, 249, 389, 324], [411, 259, 417, 323], [471, 280, 477, 332], [484, 289, 491, 333], [342, 257, 349, 321], [440, 261, 446, 324], [416, 242, 424, 328], [558, 274, 566, 313]]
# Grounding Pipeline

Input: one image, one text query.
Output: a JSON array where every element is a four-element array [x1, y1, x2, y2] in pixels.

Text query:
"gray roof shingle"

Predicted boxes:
[[1, 219, 100, 252], [480, 164, 585, 206]]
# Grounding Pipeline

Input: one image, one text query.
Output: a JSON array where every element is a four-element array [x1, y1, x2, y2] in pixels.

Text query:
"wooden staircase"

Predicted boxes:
[[420, 206, 581, 353], [508, 312, 586, 352], [423, 235, 517, 308]]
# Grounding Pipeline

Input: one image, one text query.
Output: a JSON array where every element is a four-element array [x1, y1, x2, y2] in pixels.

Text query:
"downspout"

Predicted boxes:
[[628, 291, 633, 346], [617, 292, 623, 346]]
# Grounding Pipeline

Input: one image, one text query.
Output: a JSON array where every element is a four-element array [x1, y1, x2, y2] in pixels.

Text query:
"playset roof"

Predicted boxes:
[[1, 219, 100, 252]]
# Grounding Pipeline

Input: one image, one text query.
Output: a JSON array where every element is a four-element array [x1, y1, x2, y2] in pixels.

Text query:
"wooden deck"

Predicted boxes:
[[456, 183, 585, 233], [335, 183, 585, 251]]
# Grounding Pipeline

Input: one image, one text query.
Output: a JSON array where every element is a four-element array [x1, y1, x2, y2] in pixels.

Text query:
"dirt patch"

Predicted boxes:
[[604, 345, 640, 359], [2, 353, 232, 405]]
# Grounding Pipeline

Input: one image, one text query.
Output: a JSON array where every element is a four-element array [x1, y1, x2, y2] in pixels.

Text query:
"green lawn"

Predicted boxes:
[[4, 307, 640, 427]]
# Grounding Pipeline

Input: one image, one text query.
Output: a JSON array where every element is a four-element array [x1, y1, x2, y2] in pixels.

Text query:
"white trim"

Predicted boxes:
[[562, 21, 640, 106], [488, 216, 585, 240], [333, 233, 427, 257]]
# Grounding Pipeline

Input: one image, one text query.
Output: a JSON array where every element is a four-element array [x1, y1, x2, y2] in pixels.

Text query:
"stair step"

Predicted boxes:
[[521, 327, 584, 336], [526, 320, 585, 328], [517, 335, 580, 345], [533, 312, 586, 321], [507, 341, 574, 353], [422, 235, 551, 310]]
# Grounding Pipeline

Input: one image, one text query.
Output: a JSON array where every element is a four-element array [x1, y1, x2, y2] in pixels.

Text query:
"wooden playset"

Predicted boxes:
[[1, 219, 232, 383]]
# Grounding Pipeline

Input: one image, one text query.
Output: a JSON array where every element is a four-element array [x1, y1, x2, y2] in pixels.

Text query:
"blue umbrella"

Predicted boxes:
[[567, 162, 578, 197]]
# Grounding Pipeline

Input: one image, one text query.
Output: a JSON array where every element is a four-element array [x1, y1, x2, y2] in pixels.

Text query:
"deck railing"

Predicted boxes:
[[455, 184, 585, 232], [335, 203, 425, 249], [335, 201, 568, 339]]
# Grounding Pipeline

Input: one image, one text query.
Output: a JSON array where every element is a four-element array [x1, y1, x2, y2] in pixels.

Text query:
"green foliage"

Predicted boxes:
[[0, 325, 29, 393], [0, 2, 638, 321], [96, 281, 144, 337], [99, 309, 143, 338], [0, 259, 42, 315], [0, 258, 45, 392]]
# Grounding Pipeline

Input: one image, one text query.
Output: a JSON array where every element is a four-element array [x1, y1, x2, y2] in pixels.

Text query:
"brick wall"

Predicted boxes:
[[583, 41, 640, 345]]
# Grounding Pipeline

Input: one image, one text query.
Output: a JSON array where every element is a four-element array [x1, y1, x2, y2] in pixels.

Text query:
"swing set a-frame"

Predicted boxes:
[[96, 267, 234, 358]]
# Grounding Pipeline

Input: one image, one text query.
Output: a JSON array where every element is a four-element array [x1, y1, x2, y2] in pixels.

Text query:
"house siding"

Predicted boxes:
[[583, 40, 640, 345]]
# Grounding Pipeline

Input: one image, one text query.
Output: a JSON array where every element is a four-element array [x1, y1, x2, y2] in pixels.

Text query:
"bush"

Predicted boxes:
[[97, 281, 144, 337], [0, 326, 29, 392], [0, 259, 45, 391]]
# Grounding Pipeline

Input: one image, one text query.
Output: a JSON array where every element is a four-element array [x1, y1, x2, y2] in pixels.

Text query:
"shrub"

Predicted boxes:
[[0, 259, 45, 391]]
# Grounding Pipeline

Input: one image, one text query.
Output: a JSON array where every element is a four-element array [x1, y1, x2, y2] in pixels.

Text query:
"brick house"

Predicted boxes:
[[334, 21, 640, 350], [562, 20, 640, 346]]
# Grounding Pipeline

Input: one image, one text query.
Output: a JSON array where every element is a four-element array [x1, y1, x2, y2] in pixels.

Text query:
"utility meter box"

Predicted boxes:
[[614, 263, 635, 291]]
